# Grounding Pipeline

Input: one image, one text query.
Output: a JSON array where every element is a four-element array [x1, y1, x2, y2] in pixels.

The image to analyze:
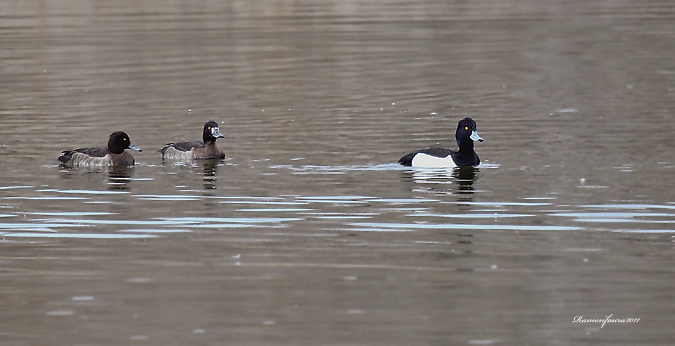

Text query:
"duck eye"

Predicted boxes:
[[123, 138, 127, 141], [464, 126, 469, 130]]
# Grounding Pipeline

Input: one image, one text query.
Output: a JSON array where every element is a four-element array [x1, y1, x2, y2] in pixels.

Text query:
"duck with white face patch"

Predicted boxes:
[[399, 117, 483, 168], [158, 121, 226, 161]]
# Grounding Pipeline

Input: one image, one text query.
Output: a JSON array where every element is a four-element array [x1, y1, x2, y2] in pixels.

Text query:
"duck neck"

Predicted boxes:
[[458, 140, 474, 154], [108, 144, 125, 155], [203, 136, 216, 145]]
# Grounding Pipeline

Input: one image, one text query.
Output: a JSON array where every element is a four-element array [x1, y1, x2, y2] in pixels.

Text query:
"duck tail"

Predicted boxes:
[[398, 152, 415, 166], [57, 150, 73, 163]]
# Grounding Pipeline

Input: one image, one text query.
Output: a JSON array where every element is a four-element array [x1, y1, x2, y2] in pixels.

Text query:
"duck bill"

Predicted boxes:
[[470, 131, 483, 142], [128, 143, 142, 152], [212, 127, 225, 138]]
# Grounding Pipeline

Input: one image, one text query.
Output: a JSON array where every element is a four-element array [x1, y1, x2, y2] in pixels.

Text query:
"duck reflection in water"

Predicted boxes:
[[200, 159, 222, 190], [107, 165, 134, 191], [453, 166, 479, 193], [58, 165, 135, 191], [403, 166, 479, 196]]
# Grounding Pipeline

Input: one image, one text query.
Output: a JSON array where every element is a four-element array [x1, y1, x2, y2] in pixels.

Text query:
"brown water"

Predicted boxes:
[[1, 1, 674, 345]]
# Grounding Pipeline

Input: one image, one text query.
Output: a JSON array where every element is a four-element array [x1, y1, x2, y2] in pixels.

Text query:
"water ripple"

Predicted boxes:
[[0, 185, 33, 190], [413, 213, 535, 219], [349, 222, 582, 231], [0, 232, 155, 239], [25, 212, 117, 216], [580, 204, 675, 210], [442, 201, 553, 207], [550, 212, 672, 218], [37, 219, 196, 226], [57, 190, 129, 195], [135, 194, 201, 201], [158, 217, 303, 224], [236, 208, 313, 212], [0, 223, 88, 230]]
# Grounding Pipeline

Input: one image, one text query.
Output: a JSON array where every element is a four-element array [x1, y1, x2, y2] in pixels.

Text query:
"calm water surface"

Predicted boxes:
[[1, 1, 674, 345]]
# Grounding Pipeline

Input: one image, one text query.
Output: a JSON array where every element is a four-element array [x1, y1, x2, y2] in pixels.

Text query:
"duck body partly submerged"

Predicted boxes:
[[58, 131, 142, 167], [399, 117, 483, 168], [158, 121, 225, 160]]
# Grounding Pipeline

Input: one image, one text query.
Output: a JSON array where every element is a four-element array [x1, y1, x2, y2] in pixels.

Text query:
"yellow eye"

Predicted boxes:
[[123, 138, 127, 141], [465, 126, 469, 130], [208, 127, 211, 130]]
